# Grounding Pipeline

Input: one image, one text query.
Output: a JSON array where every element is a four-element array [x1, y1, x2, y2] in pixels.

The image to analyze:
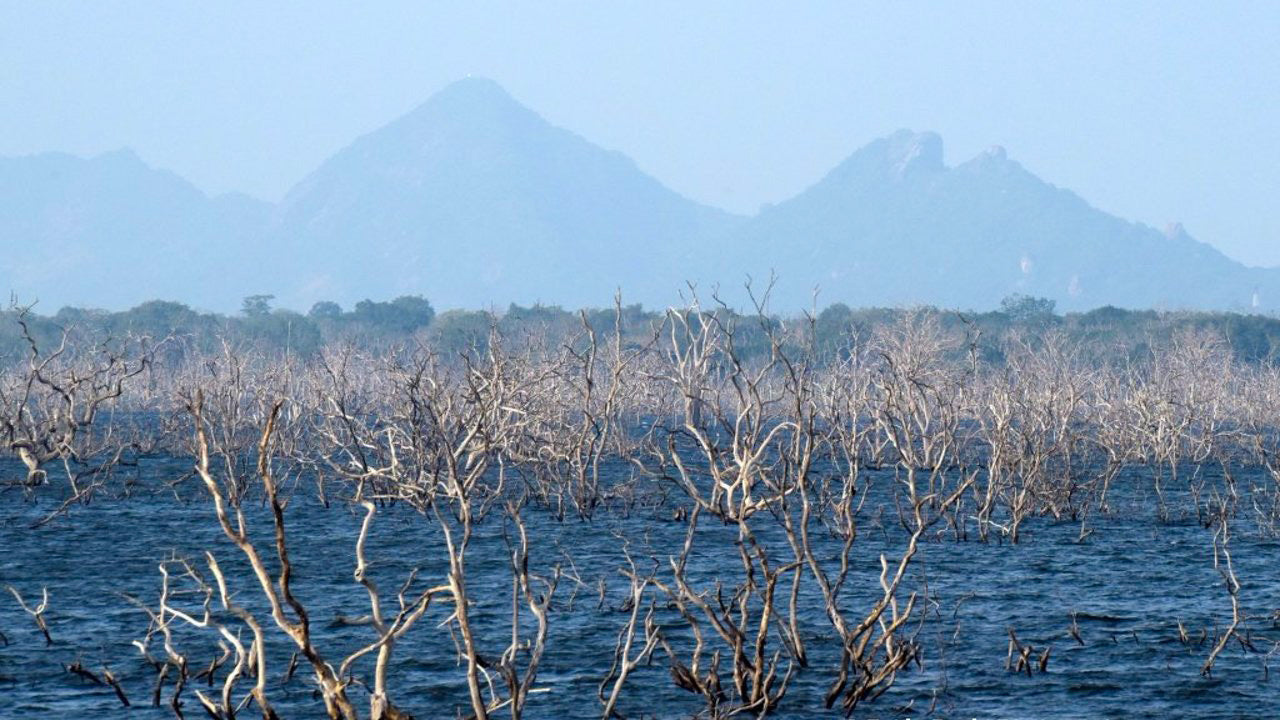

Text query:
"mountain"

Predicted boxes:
[[267, 77, 742, 310], [719, 130, 1276, 312], [0, 148, 270, 311], [3, 83, 1276, 315]]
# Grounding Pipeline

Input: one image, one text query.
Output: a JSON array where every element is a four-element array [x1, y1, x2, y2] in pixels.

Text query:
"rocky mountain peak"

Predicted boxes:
[[885, 130, 944, 179]]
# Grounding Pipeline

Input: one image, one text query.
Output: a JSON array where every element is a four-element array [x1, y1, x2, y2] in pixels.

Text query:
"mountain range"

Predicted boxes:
[[3, 77, 1273, 314]]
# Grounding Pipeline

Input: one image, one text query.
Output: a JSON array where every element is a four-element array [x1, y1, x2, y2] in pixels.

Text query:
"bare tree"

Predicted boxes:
[[0, 308, 150, 521]]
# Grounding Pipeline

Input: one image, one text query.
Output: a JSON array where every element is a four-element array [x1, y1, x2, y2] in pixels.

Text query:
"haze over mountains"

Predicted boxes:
[[725, 130, 1276, 312], [0, 149, 270, 311], [3, 77, 1274, 314], [269, 78, 738, 310]]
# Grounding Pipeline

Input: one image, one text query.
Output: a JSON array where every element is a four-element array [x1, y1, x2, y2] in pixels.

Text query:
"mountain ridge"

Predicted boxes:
[[0, 147, 271, 311], [718, 128, 1270, 312], [1, 78, 1272, 314]]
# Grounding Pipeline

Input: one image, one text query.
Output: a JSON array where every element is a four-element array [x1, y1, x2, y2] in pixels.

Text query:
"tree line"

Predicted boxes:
[[5, 292, 1280, 369]]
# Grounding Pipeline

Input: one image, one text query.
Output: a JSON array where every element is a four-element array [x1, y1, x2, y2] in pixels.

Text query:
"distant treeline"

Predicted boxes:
[[4, 292, 1280, 366]]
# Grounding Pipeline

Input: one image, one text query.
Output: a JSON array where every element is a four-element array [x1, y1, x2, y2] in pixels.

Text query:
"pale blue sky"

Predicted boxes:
[[3, 1, 1277, 265]]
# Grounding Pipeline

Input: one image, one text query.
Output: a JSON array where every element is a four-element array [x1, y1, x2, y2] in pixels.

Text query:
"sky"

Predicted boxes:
[[3, 1, 1278, 266]]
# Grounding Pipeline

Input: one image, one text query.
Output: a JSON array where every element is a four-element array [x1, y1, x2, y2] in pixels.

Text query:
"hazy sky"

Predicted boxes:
[[3, 2, 1278, 266]]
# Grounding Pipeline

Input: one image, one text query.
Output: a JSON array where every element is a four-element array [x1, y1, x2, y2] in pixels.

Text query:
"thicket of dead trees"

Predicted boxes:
[[4, 297, 1280, 718]]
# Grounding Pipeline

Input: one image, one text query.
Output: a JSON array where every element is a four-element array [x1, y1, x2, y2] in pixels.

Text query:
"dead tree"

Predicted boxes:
[[6, 584, 52, 645], [0, 309, 149, 521], [812, 313, 975, 712], [598, 542, 661, 719], [1201, 499, 1243, 677]]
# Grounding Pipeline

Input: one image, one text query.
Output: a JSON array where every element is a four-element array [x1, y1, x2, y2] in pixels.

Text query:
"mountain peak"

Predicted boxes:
[[365, 76, 542, 151], [884, 130, 944, 179], [94, 147, 146, 167], [955, 143, 1026, 176], [417, 76, 523, 116], [819, 130, 945, 188], [437, 75, 511, 96]]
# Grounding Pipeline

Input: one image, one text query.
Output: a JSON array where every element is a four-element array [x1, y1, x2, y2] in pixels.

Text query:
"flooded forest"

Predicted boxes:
[[3, 298, 1280, 719]]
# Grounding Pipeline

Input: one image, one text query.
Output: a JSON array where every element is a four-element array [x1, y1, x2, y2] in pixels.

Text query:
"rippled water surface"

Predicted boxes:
[[2, 459, 1278, 719]]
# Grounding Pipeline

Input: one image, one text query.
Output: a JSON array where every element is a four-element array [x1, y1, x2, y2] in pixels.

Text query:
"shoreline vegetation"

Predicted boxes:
[[3, 289, 1280, 718], [7, 291, 1280, 366]]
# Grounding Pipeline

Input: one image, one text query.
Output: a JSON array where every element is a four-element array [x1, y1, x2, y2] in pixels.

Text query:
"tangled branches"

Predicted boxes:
[[6, 303, 1280, 717]]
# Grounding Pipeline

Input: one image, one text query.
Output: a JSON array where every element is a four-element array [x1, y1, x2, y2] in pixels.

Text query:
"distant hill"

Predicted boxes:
[[2, 81, 1276, 314], [720, 130, 1276, 312], [0, 148, 270, 312], [267, 77, 742, 311]]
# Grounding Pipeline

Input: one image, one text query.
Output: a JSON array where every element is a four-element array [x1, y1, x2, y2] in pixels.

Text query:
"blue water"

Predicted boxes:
[[2, 459, 1278, 719]]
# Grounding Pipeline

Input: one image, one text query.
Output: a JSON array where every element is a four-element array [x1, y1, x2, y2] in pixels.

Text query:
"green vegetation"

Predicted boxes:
[[4, 294, 1280, 367]]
